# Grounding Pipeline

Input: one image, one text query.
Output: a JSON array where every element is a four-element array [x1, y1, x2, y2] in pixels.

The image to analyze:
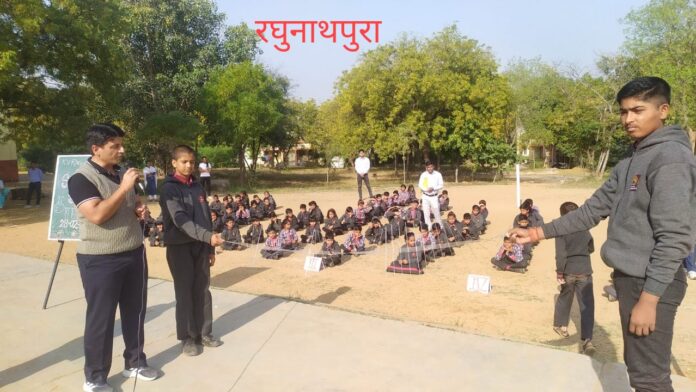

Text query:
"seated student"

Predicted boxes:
[[307, 201, 324, 224], [222, 195, 230, 207], [479, 199, 490, 223], [149, 221, 165, 247], [209, 194, 223, 215], [261, 228, 283, 260], [265, 212, 283, 234], [438, 190, 450, 212], [513, 200, 544, 228], [386, 232, 426, 274], [406, 184, 418, 203], [240, 191, 250, 209], [397, 185, 410, 206], [416, 224, 435, 262], [491, 236, 528, 273], [341, 225, 365, 255], [443, 212, 465, 243], [339, 207, 358, 232], [461, 213, 480, 240], [262, 198, 275, 218], [141, 209, 156, 238], [210, 210, 224, 234], [222, 203, 235, 222], [297, 204, 309, 230], [244, 216, 265, 244], [221, 218, 242, 250], [301, 218, 323, 244], [365, 217, 388, 244], [470, 204, 486, 235], [553, 201, 595, 354], [263, 191, 277, 211], [402, 199, 424, 228], [431, 223, 454, 257], [384, 191, 395, 207], [283, 208, 300, 231], [385, 206, 406, 239], [515, 214, 533, 262], [249, 200, 265, 221], [355, 200, 371, 226], [322, 208, 344, 236], [252, 194, 263, 207], [234, 204, 250, 226], [279, 219, 299, 251], [370, 194, 386, 217], [318, 233, 342, 267]]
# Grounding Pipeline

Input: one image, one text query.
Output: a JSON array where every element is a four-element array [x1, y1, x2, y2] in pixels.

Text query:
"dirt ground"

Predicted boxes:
[[1, 177, 694, 378]]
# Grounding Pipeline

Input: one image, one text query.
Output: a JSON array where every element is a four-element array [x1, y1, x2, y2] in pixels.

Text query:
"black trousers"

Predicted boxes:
[[614, 268, 687, 392], [357, 173, 373, 200], [166, 242, 211, 341], [553, 274, 595, 340], [200, 177, 211, 195], [26, 181, 41, 205], [77, 246, 148, 384]]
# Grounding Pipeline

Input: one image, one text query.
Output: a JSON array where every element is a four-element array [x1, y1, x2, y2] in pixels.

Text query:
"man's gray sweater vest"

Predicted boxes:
[[74, 163, 143, 255]]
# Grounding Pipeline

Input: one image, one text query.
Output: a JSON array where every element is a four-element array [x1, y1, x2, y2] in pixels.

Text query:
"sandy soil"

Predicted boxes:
[[1, 181, 694, 378]]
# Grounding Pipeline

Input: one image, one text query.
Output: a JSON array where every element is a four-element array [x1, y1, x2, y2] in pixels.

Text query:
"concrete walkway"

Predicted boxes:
[[1, 253, 694, 392]]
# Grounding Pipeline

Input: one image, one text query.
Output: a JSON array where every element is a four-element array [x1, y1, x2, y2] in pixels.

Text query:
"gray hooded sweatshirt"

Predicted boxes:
[[541, 125, 696, 296]]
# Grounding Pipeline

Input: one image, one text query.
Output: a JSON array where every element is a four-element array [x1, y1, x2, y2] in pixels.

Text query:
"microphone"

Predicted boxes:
[[121, 162, 146, 194]]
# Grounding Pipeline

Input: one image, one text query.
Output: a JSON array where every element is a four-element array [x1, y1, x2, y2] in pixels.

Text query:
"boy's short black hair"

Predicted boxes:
[[352, 225, 361, 231], [447, 211, 456, 218], [300, 203, 306, 209], [213, 194, 219, 198], [479, 199, 486, 205], [309, 217, 317, 223], [383, 191, 390, 196], [252, 216, 260, 222], [282, 218, 292, 226], [617, 76, 671, 105], [269, 212, 277, 218], [419, 224, 429, 231], [225, 217, 235, 224], [285, 208, 293, 214], [211, 210, 218, 216], [519, 201, 531, 210], [225, 203, 233, 210], [463, 213, 472, 220], [431, 223, 441, 231], [371, 217, 380, 224], [345, 206, 353, 213], [325, 232, 334, 240], [155, 220, 163, 225], [516, 214, 529, 223], [405, 232, 415, 240], [171, 144, 195, 160], [308, 201, 316, 206], [472, 204, 480, 211], [86, 123, 125, 154], [358, 149, 365, 153], [560, 201, 579, 216], [268, 227, 277, 234]]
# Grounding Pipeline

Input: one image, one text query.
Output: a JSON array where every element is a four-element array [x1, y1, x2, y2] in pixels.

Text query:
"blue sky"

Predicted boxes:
[[216, 0, 649, 102]]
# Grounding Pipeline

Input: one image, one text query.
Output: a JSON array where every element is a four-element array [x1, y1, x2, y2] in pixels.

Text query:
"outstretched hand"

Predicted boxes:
[[507, 228, 532, 244]]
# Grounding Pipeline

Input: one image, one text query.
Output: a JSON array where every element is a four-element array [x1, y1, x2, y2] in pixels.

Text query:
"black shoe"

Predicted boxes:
[[200, 335, 223, 347], [182, 338, 201, 356]]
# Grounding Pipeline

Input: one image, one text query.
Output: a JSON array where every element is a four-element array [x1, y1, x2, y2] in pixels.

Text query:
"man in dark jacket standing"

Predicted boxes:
[[510, 77, 695, 392], [160, 145, 224, 356]]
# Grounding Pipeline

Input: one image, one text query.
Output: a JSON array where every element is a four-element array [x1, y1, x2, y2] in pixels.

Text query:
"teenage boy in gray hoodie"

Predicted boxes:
[[509, 77, 694, 392]]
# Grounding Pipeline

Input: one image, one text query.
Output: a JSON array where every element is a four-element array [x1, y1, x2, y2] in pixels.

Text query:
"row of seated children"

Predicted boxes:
[[209, 191, 279, 223], [384, 226, 455, 274], [141, 210, 166, 247]]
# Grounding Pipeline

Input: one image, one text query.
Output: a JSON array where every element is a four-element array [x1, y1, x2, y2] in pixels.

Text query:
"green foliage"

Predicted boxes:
[[198, 145, 236, 168]]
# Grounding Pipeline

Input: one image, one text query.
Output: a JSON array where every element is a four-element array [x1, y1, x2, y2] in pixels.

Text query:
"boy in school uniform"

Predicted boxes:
[[297, 204, 310, 230], [301, 218, 323, 244], [160, 145, 224, 357], [339, 207, 358, 232], [461, 213, 480, 240], [385, 206, 406, 240], [470, 205, 486, 235], [210, 210, 224, 234], [416, 224, 435, 262], [402, 199, 424, 228], [365, 217, 388, 245], [387, 233, 426, 274], [149, 221, 165, 247], [431, 223, 454, 257], [209, 194, 223, 215], [249, 200, 265, 221], [265, 212, 283, 234], [279, 219, 299, 252], [221, 218, 242, 251], [397, 184, 410, 206], [283, 208, 300, 231], [515, 215, 534, 262], [355, 199, 371, 226], [261, 228, 283, 260], [263, 191, 276, 211], [510, 77, 695, 392], [322, 208, 343, 236], [438, 190, 450, 212], [318, 233, 342, 267], [491, 236, 527, 273], [244, 216, 265, 244], [234, 204, 250, 226], [307, 201, 324, 224], [222, 204, 235, 224], [341, 225, 365, 255], [371, 194, 386, 217], [553, 202, 596, 355], [262, 198, 274, 218], [443, 212, 464, 243]]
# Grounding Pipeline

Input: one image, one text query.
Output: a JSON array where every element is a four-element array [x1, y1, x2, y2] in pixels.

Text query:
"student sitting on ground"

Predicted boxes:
[[553, 201, 596, 355], [265, 212, 283, 234], [261, 228, 283, 260], [479, 199, 490, 224], [210, 210, 224, 234], [365, 217, 388, 244], [209, 194, 223, 215], [439, 190, 450, 211], [355, 199, 371, 226], [341, 225, 365, 255], [431, 223, 454, 257], [262, 197, 275, 218], [249, 200, 264, 221], [523, 198, 544, 226], [240, 191, 250, 208], [491, 236, 528, 273], [244, 216, 265, 244], [221, 218, 242, 250], [397, 184, 410, 206], [386, 232, 426, 274], [252, 194, 262, 207], [515, 214, 534, 262], [279, 219, 299, 251], [308, 201, 324, 224], [283, 208, 300, 231], [222, 204, 235, 223], [403, 199, 424, 228], [297, 203, 309, 230], [384, 191, 395, 207], [406, 184, 418, 203], [323, 208, 344, 236], [141, 209, 156, 237], [301, 217, 323, 244], [470, 204, 486, 235], [462, 213, 480, 240], [370, 194, 386, 217], [318, 233, 342, 267], [444, 212, 464, 243], [339, 206, 358, 232], [416, 224, 435, 261], [385, 206, 406, 240], [263, 191, 277, 211], [149, 221, 165, 247], [234, 203, 250, 226]]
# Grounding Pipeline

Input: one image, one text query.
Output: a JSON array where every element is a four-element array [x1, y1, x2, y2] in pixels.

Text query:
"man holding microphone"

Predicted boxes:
[[418, 161, 444, 230]]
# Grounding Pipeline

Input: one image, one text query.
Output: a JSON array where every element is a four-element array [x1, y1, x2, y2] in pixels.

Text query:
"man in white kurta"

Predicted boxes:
[[418, 161, 444, 229]]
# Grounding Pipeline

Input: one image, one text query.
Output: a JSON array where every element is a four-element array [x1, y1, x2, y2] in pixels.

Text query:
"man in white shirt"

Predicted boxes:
[[354, 149, 374, 200], [418, 161, 444, 229], [198, 156, 212, 195]]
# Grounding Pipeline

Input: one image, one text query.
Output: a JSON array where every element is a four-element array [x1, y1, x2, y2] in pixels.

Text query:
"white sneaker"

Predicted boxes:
[[688, 270, 696, 280], [83, 381, 113, 392], [122, 366, 159, 381]]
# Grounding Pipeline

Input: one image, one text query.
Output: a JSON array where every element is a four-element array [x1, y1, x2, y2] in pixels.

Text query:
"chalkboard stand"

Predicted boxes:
[[42, 240, 65, 309]]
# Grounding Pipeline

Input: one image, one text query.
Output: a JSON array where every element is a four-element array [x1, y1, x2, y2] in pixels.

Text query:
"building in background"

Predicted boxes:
[[0, 139, 19, 182]]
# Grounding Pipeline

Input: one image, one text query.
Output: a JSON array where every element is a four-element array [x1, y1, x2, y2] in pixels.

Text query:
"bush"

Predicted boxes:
[[198, 145, 236, 168], [20, 146, 58, 172]]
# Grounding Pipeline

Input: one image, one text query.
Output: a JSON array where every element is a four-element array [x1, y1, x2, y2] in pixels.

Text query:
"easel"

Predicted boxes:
[[42, 240, 65, 309]]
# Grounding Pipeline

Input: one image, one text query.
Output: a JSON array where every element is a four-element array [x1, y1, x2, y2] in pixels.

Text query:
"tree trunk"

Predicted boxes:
[[237, 147, 247, 185], [402, 153, 406, 184]]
